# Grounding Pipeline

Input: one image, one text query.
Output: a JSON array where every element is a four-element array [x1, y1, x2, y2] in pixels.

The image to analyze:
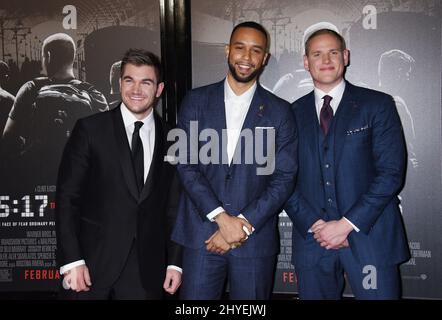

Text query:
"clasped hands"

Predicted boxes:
[[311, 218, 353, 250], [205, 212, 253, 254]]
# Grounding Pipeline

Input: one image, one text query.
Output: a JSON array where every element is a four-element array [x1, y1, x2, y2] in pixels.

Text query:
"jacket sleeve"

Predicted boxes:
[[284, 187, 323, 239], [175, 92, 223, 221], [55, 119, 90, 267], [344, 94, 406, 234], [241, 105, 298, 233], [166, 170, 183, 267], [283, 99, 322, 238]]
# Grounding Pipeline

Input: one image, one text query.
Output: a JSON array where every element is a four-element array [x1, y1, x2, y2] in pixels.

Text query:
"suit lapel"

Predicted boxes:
[[139, 111, 163, 203], [112, 105, 139, 201], [206, 81, 229, 172], [333, 82, 358, 170], [300, 92, 319, 156], [240, 84, 264, 133]]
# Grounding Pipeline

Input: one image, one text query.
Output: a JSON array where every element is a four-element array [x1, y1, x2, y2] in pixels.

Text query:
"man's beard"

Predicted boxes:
[[228, 61, 264, 83]]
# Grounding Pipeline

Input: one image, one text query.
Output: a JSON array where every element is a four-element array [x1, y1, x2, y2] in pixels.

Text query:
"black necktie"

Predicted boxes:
[[132, 121, 144, 193], [320, 95, 333, 135]]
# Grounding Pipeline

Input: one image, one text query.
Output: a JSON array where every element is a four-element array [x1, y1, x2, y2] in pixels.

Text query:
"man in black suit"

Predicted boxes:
[[55, 48, 182, 299]]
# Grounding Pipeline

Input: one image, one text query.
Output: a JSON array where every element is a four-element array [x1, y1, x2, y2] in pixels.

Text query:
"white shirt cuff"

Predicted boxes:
[[60, 260, 86, 275], [237, 214, 255, 234], [343, 217, 360, 232], [207, 206, 225, 222], [167, 265, 183, 273]]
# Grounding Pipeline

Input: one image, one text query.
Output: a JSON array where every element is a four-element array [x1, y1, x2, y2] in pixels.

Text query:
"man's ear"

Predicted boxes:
[[156, 81, 165, 98], [303, 55, 310, 72], [343, 49, 350, 67], [263, 52, 270, 66], [225, 44, 230, 59]]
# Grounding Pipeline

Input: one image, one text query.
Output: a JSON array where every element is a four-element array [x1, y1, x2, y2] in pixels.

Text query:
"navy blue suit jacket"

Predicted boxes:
[[285, 81, 410, 269], [172, 80, 297, 258]]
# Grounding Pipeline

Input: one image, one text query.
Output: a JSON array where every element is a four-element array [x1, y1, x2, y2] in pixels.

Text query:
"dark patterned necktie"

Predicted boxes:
[[132, 121, 144, 193], [320, 95, 333, 135]]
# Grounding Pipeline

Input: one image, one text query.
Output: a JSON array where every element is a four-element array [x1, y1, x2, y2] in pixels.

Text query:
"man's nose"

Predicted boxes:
[[243, 49, 252, 60], [322, 54, 330, 63], [132, 82, 141, 93]]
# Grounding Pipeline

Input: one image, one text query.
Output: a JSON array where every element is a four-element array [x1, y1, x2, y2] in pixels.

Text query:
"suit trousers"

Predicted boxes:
[[180, 246, 276, 300], [296, 246, 401, 300]]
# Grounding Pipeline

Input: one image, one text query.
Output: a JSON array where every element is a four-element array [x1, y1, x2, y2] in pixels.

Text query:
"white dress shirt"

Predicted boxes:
[[311, 80, 360, 233], [224, 78, 257, 164], [313, 79, 346, 122], [121, 102, 155, 182], [206, 79, 256, 229]]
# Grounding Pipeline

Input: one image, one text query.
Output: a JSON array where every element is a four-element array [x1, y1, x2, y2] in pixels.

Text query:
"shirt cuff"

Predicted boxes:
[[207, 206, 225, 222], [60, 260, 86, 275], [237, 214, 255, 235], [167, 265, 183, 274], [343, 217, 360, 232]]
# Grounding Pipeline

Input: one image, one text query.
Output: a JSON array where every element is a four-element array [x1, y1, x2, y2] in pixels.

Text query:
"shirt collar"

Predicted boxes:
[[120, 102, 155, 131], [314, 79, 346, 106], [224, 77, 257, 105]]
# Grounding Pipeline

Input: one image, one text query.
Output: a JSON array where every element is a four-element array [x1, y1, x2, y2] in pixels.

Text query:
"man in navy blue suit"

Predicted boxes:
[[284, 27, 410, 299], [172, 21, 297, 299]]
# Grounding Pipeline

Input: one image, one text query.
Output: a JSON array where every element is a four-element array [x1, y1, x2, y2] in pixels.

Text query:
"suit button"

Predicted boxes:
[[325, 164, 330, 169], [324, 145, 329, 151], [226, 174, 231, 180], [328, 198, 333, 204], [326, 181, 332, 186]]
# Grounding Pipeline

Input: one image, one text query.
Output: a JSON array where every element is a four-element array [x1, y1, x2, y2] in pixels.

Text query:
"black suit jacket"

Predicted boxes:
[[55, 105, 182, 296]]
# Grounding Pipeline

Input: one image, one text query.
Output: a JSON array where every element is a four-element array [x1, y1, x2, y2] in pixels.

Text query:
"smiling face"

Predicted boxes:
[[120, 63, 164, 119], [225, 26, 268, 86], [304, 33, 349, 92]]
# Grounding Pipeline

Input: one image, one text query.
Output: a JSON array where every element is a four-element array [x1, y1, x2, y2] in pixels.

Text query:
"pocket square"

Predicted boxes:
[[346, 125, 370, 135], [255, 126, 274, 129]]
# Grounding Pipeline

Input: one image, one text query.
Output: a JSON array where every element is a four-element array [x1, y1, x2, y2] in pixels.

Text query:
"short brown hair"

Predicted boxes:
[[305, 29, 346, 55], [120, 49, 162, 83]]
